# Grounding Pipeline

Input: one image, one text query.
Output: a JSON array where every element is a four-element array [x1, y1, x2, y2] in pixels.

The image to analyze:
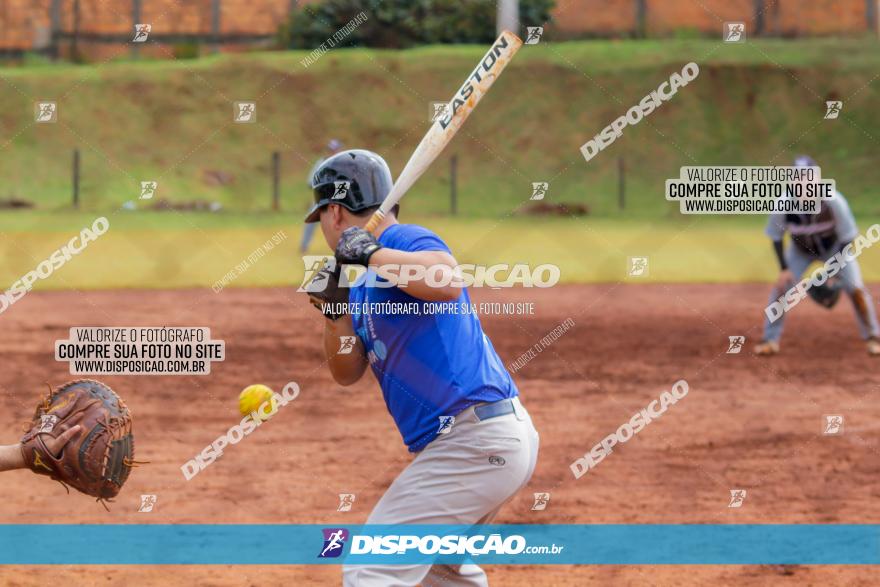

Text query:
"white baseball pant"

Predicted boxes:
[[343, 396, 540, 586]]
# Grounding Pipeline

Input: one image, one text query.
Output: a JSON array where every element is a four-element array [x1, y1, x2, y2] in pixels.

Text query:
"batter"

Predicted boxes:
[[302, 149, 540, 586]]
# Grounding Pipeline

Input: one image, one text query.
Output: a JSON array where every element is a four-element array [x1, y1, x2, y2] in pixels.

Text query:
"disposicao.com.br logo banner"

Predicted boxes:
[[318, 525, 564, 563], [1, 525, 879, 565]]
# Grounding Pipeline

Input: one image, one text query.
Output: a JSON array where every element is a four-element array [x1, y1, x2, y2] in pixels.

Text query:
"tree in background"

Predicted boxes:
[[280, 0, 555, 49]]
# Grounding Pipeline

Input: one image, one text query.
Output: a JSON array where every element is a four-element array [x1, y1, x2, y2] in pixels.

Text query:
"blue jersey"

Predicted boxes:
[[349, 224, 518, 452]]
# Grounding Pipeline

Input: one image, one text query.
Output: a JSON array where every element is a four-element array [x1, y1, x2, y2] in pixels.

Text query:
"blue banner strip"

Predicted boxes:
[[0, 525, 877, 565]]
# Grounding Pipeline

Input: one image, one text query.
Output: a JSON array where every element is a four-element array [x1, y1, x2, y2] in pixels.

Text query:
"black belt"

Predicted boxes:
[[474, 398, 516, 421]]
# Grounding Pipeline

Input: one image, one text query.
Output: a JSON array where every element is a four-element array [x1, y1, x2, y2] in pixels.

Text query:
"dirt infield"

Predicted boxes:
[[1, 284, 878, 586]]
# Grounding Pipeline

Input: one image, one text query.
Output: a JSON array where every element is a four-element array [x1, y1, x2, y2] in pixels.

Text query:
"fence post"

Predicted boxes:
[[870, 0, 879, 34], [869, 0, 875, 33], [450, 154, 458, 215], [496, 0, 519, 37], [72, 149, 80, 209], [49, 0, 62, 59], [272, 151, 281, 211], [131, 0, 142, 59], [211, 0, 221, 54], [635, 0, 647, 38], [753, 0, 765, 36], [617, 155, 625, 210], [71, 0, 81, 61]]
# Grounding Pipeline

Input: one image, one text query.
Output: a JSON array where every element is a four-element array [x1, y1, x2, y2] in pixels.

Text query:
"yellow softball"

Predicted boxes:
[[238, 384, 277, 421]]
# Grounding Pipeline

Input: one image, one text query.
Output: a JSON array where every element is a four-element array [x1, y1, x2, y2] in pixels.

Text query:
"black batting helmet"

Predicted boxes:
[[304, 149, 393, 223]]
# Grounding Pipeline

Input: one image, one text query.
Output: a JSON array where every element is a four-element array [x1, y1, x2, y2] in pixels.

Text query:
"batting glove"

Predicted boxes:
[[335, 226, 383, 266]]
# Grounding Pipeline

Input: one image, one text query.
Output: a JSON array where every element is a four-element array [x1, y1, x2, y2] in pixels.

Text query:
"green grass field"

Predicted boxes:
[[1, 38, 879, 288], [2, 211, 879, 289]]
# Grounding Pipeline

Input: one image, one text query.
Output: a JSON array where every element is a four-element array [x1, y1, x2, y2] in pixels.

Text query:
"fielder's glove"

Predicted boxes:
[[304, 261, 350, 321], [335, 226, 382, 266], [808, 278, 842, 309], [20, 380, 137, 507]]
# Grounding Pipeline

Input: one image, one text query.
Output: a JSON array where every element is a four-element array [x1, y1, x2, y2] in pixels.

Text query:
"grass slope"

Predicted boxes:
[[1, 39, 879, 218], [1, 39, 879, 288]]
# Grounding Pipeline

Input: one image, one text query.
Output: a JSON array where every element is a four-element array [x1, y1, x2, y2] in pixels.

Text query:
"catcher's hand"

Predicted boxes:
[[38, 418, 83, 456], [20, 379, 136, 505], [303, 260, 350, 321]]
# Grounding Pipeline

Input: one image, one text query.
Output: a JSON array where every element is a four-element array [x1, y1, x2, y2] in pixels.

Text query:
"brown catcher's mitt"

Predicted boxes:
[[20, 379, 136, 506]]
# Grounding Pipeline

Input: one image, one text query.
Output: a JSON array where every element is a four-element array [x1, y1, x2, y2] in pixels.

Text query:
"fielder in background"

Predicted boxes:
[[300, 139, 343, 253], [755, 155, 880, 356], [302, 149, 540, 587]]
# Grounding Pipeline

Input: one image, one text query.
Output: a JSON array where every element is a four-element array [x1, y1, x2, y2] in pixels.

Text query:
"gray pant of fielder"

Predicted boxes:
[[342, 397, 540, 586], [763, 244, 880, 342]]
